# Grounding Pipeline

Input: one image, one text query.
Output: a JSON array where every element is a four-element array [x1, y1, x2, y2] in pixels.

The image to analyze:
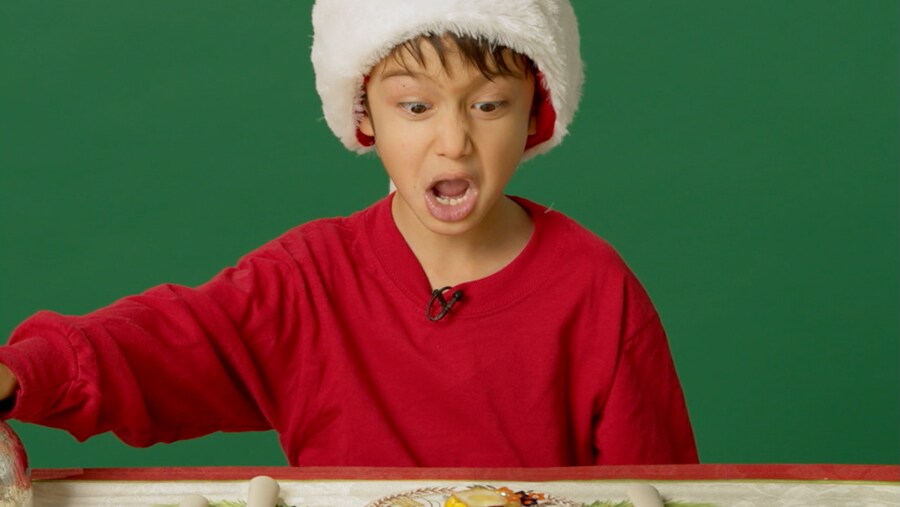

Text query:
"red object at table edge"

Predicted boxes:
[[31, 464, 899, 483]]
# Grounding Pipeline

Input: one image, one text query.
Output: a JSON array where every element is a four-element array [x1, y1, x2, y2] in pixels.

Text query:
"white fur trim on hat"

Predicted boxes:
[[311, 0, 583, 160]]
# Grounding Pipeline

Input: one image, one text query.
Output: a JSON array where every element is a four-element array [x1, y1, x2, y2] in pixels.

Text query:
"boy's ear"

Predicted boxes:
[[359, 110, 375, 138], [528, 112, 537, 136]]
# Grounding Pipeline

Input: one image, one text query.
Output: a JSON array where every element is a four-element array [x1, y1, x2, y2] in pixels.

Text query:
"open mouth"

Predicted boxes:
[[425, 178, 478, 222], [432, 179, 470, 205]]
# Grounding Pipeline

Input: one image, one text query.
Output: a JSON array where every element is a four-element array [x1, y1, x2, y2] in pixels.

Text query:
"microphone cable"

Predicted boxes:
[[426, 286, 463, 321]]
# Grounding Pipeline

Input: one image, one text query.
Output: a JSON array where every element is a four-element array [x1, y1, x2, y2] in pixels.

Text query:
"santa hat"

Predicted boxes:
[[310, 0, 583, 161]]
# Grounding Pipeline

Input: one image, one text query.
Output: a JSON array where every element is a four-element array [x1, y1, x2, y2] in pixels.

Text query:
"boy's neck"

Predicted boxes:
[[392, 195, 533, 289]]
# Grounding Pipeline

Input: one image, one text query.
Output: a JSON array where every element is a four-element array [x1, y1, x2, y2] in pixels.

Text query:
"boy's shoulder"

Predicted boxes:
[[283, 197, 389, 241], [513, 195, 629, 269], [233, 198, 390, 268], [516, 197, 658, 317]]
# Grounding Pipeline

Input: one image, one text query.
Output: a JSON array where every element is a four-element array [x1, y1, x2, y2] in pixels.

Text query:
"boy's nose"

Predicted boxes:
[[434, 112, 472, 159]]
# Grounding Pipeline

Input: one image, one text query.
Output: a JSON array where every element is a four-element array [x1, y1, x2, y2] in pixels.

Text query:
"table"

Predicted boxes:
[[31, 464, 900, 507]]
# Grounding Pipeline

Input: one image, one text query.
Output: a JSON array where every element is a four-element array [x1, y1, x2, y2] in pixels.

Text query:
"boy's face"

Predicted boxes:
[[359, 39, 536, 239]]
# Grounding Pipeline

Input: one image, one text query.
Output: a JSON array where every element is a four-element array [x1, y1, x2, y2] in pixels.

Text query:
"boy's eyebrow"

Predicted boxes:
[[376, 67, 501, 87], [377, 67, 430, 81]]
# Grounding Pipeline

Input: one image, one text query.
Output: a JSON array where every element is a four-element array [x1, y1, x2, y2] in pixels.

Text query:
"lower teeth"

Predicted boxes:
[[435, 194, 465, 206]]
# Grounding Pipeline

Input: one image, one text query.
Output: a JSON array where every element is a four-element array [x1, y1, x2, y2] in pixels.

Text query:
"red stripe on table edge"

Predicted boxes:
[[30, 464, 900, 483]]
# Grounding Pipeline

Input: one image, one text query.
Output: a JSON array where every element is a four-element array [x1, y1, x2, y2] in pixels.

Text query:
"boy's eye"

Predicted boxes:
[[400, 102, 431, 115], [474, 101, 505, 113]]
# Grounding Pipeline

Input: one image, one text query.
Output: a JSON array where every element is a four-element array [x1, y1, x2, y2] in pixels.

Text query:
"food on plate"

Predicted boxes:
[[445, 488, 511, 507], [445, 487, 547, 507]]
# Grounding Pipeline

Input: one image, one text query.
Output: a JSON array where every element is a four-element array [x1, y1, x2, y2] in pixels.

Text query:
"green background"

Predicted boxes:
[[1, 1, 897, 467]]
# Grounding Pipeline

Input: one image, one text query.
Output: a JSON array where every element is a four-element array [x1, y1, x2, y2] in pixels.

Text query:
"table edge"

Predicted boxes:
[[31, 464, 900, 483]]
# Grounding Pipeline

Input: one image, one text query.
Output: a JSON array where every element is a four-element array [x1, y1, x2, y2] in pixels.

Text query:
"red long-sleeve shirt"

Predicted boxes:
[[0, 195, 697, 466]]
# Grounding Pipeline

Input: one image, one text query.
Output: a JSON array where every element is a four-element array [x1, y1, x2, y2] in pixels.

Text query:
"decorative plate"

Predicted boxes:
[[366, 485, 582, 507]]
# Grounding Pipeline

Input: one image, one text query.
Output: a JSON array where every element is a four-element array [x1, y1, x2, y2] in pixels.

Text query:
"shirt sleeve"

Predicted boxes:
[[592, 284, 699, 465], [0, 238, 301, 448]]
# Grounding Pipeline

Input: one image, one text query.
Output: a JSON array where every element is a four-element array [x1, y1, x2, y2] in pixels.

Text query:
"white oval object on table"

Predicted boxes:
[[626, 483, 664, 507], [177, 494, 209, 507], [247, 475, 280, 507]]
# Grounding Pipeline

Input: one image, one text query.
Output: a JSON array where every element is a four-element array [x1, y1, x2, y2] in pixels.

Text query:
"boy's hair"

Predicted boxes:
[[311, 0, 583, 159], [387, 32, 533, 80]]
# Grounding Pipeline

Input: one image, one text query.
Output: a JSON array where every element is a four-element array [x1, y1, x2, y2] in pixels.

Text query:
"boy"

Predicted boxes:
[[0, 0, 697, 466]]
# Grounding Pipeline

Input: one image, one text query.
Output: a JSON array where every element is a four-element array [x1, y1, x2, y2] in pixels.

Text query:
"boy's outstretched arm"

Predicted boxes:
[[0, 237, 303, 448]]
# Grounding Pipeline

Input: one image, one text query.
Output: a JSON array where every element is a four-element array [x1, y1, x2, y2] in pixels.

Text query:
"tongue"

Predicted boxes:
[[433, 179, 469, 198]]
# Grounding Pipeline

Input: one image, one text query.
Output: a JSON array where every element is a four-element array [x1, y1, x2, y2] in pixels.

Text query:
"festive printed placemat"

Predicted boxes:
[[150, 483, 715, 507], [30, 477, 898, 507], [28, 466, 900, 507]]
